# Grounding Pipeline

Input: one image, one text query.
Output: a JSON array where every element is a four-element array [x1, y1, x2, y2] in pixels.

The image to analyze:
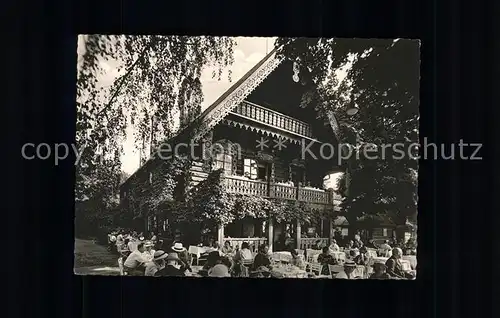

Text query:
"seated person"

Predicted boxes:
[[385, 248, 414, 279], [221, 240, 234, 255], [171, 242, 192, 272], [369, 262, 390, 279], [208, 264, 231, 277], [335, 261, 360, 279], [379, 240, 392, 256], [317, 246, 337, 275], [317, 247, 337, 265], [199, 251, 222, 277], [290, 249, 306, 270], [347, 250, 357, 260], [253, 245, 272, 270], [366, 239, 378, 249], [345, 240, 354, 250], [155, 253, 186, 277], [354, 246, 371, 266], [353, 239, 363, 249], [233, 242, 253, 263], [328, 239, 340, 253], [144, 250, 168, 276], [123, 242, 148, 275]]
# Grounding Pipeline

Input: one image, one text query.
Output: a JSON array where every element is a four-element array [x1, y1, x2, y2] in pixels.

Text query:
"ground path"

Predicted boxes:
[[74, 238, 120, 276]]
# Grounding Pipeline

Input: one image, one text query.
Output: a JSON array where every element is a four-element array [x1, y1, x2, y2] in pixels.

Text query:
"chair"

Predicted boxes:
[[242, 258, 254, 267], [354, 265, 365, 278], [328, 264, 341, 278], [188, 246, 208, 266], [401, 260, 412, 271], [308, 263, 322, 274]]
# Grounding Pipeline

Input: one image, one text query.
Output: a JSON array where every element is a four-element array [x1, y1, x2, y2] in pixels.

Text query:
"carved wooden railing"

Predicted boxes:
[[299, 238, 330, 250], [223, 237, 268, 253], [224, 177, 268, 197], [270, 183, 297, 200], [189, 169, 340, 206], [232, 101, 313, 138], [298, 188, 330, 204]]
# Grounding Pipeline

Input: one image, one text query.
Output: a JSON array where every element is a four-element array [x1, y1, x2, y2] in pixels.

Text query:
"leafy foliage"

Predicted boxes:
[[276, 38, 419, 227], [168, 169, 329, 226], [125, 156, 191, 217], [76, 35, 236, 225]]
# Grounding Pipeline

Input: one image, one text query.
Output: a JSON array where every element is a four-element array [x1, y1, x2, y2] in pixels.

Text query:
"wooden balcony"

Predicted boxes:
[[223, 175, 340, 206], [231, 101, 314, 138], [189, 163, 341, 207]]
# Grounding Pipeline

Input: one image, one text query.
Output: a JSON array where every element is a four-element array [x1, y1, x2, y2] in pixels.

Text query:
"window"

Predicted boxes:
[[243, 159, 258, 179], [257, 164, 268, 180], [214, 153, 232, 175]]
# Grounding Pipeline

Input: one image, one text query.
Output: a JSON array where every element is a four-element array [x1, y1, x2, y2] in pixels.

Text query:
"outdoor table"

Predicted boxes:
[[271, 265, 308, 278], [402, 255, 417, 269], [331, 251, 345, 261]]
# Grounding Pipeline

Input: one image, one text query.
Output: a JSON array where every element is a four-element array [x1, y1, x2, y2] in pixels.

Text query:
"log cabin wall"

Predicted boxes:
[[213, 125, 292, 180], [211, 124, 334, 187]]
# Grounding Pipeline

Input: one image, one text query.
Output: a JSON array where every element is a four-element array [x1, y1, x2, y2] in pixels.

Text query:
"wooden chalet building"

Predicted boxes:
[[120, 47, 347, 252]]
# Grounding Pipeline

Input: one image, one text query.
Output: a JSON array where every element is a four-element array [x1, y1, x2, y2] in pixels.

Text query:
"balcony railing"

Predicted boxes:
[[231, 101, 314, 138], [221, 175, 339, 205]]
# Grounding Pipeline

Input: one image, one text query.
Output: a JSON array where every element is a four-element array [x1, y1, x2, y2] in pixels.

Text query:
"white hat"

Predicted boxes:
[[172, 242, 186, 252]]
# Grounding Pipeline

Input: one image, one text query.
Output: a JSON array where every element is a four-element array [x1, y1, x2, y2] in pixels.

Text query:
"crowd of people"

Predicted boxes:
[[307, 234, 416, 279], [106, 229, 416, 279]]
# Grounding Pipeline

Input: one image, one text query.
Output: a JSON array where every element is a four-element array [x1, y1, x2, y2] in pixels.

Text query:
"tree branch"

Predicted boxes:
[[95, 37, 199, 119], [96, 37, 159, 118]]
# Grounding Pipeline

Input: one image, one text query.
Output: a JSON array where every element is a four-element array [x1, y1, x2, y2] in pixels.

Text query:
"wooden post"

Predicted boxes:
[[296, 221, 301, 250], [330, 220, 335, 242], [217, 224, 224, 246], [267, 217, 274, 253]]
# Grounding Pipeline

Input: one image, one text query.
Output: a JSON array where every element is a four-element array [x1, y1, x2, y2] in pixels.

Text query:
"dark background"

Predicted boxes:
[[6, 0, 496, 317]]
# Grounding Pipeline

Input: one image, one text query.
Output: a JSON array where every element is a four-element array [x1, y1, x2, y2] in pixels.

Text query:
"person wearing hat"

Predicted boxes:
[[142, 241, 156, 262], [154, 253, 186, 277], [171, 242, 192, 272], [199, 251, 223, 277], [369, 261, 390, 279], [145, 250, 168, 276], [353, 246, 370, 266], [208, 264, 231, 278], [335, 261, 359, 279]]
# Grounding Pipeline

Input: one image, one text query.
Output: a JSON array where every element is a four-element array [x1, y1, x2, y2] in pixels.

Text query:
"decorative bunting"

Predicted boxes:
[[221, 119, 304, 145]]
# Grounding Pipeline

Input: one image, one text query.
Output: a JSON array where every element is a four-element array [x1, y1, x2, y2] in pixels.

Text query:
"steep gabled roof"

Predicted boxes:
[[125, 45, 343, 183]]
